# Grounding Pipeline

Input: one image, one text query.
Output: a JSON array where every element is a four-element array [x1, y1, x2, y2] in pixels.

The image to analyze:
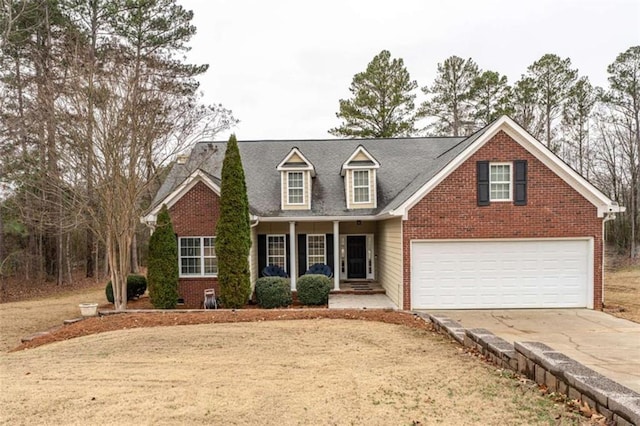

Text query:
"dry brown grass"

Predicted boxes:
[[0, 283, 106, 352], [0, 320, 585, 425], [604, 262, 640, 323]]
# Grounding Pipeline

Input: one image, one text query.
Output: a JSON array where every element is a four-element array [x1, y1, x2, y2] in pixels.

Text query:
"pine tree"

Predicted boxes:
[[148, 205, 179, 309], [526, 54, 577, 151], [562, 76, 596, 175], [330, 50, 418, 138], [420, 56, 479, 136], [215, 134, 251, 308], [470, 70, 513, 126]]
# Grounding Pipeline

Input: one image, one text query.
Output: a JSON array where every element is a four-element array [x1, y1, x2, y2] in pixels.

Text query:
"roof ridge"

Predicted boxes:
[[193, 136, 466, 144]]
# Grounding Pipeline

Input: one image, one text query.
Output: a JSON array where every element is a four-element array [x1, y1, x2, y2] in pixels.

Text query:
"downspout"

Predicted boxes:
[[601, 212, 617, 308]]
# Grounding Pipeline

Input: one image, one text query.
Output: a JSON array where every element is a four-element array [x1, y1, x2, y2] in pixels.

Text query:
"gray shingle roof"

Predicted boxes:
[[151, 127, 491, 218]]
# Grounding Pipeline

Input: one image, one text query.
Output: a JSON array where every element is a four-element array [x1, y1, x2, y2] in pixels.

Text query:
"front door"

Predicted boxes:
[[347, 236, 367, 279]]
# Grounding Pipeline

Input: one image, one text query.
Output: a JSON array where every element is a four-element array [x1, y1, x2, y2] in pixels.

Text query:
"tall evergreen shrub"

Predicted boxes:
[[148, 205, 179, 308], [216, 134, 252, 308]]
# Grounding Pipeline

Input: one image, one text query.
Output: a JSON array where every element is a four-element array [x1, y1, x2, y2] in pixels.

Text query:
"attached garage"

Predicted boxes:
[[411, 239, 593, 309]]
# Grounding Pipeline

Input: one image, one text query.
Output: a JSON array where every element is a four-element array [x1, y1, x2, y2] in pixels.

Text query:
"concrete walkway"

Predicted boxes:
[[428, 309, 640, 393], [328, 294, 397, 309]]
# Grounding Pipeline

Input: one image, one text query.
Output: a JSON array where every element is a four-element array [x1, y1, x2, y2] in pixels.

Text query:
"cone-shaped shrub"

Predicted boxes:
[[148, 205, 179, 308], [216, 134, 252, 308]]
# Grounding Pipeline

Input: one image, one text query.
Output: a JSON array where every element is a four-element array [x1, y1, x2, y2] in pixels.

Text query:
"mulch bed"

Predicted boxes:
[[12, 309, 432, 352]]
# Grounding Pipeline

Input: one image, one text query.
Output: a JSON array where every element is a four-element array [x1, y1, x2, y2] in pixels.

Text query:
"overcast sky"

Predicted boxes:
[[179, 0, 639, 141]]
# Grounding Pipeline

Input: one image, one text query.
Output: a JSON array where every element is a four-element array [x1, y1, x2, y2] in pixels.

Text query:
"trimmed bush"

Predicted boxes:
[[128, 275, 147, 298], [105, 275, 147, 303], [296, 274, 331, 305], [255, 277, 292, 308]]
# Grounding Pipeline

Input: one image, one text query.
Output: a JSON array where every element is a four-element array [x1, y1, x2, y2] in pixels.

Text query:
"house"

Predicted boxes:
[[142, 116, 622, 310]]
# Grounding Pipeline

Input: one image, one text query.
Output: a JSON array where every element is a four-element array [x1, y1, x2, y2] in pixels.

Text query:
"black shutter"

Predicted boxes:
[[326, 234, 334, 274], [297, 234, 306, 276], [477, 161, 490, 206], [514, 160, 528, 206], [257, 234, 266, 277], [285, 235, 291, 275]]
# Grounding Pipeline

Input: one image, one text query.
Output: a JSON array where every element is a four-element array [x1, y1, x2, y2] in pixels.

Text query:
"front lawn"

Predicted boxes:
[[0, 320, 586, 425]]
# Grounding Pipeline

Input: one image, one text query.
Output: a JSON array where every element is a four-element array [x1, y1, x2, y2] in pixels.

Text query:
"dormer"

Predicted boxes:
[[341, 145, 380, 209], [277, 147, 315, 210]]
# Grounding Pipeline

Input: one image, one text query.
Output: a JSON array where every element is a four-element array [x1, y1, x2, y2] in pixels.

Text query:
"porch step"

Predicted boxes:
[[330, 289, 386, 295], [337, 280, 384, 293]]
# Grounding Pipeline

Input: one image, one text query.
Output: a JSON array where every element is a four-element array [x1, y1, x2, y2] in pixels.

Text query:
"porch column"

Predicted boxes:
[[333, 220, 340, 291], [289, 221, 296, 291]]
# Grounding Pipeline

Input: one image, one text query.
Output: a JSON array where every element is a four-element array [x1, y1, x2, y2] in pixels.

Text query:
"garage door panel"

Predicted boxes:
[[411, 240, 590, 309]]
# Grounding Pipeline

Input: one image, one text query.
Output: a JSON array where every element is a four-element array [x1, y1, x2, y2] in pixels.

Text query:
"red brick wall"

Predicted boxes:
[[402, 130, 603, 310], [178, 279, 218, 309], [169, 181, 220, 308]]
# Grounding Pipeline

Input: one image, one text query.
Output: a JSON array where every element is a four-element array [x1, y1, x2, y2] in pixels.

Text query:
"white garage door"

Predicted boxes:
[[411, 239, 591, 309]]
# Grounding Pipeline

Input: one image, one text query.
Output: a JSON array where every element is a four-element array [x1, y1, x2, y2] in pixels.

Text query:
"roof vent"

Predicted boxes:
[[176, 154, 189, 165]]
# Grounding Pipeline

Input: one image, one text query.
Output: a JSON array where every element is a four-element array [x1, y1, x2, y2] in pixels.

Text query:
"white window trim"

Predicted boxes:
[[306, 234, 326, 269], [266, 234, 286, 271], [287, 171, 305, 205], [489, 162, 512, 202], [352, 170, 371, 204], [179, 236, 217, 278]]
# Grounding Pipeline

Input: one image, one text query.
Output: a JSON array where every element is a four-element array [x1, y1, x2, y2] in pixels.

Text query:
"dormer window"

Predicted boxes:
[[277, 147, 315, 210], [287, 171, 305, 204], [353, 170, 370, 203], [341, 145, 380, 210]]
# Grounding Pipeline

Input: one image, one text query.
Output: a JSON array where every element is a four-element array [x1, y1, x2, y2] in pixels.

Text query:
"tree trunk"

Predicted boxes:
[[131, 233, 139, 274], [0, 206, 4, 265], [66, 233, 73, 284], [85, 1, 98, 278]]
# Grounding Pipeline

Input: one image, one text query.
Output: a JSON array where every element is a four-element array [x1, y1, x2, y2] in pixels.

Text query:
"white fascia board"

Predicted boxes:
[[276, 147, 316, 176], [396, 116, 619, 218], [142, 169, 220, 224], [340, 145, 381, 176], [598, 205, 625, 216], [498, 123, 617, 216]]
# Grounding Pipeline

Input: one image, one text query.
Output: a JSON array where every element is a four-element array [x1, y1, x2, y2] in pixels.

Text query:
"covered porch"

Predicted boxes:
[[250, 217, 403, 307]]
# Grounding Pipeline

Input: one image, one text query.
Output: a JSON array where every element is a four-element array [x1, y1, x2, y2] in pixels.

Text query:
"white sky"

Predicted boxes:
[[179, 0, 640, 141]]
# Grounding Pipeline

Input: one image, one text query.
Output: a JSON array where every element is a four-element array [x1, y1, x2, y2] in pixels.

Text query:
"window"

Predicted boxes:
[[287, 171, 304, 204], [267, 235, 286, 269], [490, 163, 511, 201], [179, 237, 217, 276], [307, 234, 326, 267], [353, 170, 370, 203]]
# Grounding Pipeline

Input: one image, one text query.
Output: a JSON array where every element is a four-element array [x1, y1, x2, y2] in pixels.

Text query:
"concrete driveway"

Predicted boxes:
[[429, 309, 640, 393]]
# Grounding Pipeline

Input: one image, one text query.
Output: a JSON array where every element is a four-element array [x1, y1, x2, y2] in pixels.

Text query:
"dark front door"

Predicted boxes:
[[347, 236, 367, 279]]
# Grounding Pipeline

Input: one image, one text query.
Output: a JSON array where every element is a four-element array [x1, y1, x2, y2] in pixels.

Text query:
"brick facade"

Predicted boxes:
[[169, 181, 220, 308], [402, 131, 603, 310]]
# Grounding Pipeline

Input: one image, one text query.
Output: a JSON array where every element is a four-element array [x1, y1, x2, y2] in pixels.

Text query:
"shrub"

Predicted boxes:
[[128, 275, 147, 298], [296, 274, 331, 305], [106, 281, 113, 303], [216, 134, 252, 308], [255, 277, 291, 308], [105, 275, 148, 303], [148, 205, 179, 309]]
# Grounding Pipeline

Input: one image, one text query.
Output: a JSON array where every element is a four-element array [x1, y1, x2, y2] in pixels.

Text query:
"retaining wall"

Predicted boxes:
[[418, 312, 640, 426]]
